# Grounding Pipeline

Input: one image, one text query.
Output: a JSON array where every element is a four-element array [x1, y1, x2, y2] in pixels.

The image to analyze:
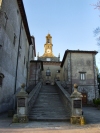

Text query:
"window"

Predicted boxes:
[[13, 33, 16, 45], [17, 9, 19, 14], [57, 70, 60, 73], [80, 73, 86, 80], [46, 58, 51, 61], [19, 49, 21, 57], [0, 77, 2, 86], [26, 61, 28, 68], [24, 56, 25, 65], [47, 39, 50, 43], [4, 12, 8, 29], [0, 73, 4, 87], [46, 68, 51, 76]]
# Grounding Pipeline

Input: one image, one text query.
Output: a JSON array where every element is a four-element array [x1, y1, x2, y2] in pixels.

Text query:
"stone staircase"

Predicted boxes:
[[29, 85, 70, 121]]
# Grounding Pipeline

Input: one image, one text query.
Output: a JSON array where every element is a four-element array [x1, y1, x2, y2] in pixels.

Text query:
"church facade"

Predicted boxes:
[[37, 34, 61, 85]]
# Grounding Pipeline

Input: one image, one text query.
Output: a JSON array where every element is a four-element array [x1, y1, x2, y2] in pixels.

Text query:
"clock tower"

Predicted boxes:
[[42, 34, 55, 57], [37, 33, 61, 85], [38, 33, 60, 62]]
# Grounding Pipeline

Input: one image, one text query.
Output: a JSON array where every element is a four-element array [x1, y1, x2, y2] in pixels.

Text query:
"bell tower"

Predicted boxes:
[[41, 34, 55, 57], [38, 33, 60, 62], [45, 34, 52, 54]]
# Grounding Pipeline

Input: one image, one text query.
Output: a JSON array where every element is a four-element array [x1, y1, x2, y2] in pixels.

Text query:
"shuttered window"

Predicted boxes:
[[80, 73, 86, 80]]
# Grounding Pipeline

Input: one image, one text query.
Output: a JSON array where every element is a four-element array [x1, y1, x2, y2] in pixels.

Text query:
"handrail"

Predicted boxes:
[[55, 81, 71, 116], [28, 81, 42, 114]]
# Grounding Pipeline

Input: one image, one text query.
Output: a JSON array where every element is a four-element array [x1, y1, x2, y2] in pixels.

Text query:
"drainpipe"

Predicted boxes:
[[70, 52, 72, 93], [14, 19, 22, 94], [26, 40, 30, 87], [92, 54, 96, 99], [35, 62, 37, 85]]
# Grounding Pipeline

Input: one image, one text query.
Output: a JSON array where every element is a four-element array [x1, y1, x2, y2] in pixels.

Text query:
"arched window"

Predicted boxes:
[[0, 73, 4, 86], [47, 39, 50, 43]]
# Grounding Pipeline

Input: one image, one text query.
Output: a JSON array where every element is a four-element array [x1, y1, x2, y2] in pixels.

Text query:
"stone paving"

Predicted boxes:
[[0, 107, 100, 133], [83, 106, 100, 124]]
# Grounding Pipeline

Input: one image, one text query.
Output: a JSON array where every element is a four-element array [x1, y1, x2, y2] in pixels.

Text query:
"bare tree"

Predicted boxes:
[[93, 1, 100, 45], [93, 0, 100, 10]]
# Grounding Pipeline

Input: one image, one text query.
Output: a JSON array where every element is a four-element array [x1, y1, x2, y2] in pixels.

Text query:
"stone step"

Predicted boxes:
[[29, 117, 70, 121], [30, 113, 69, 116], [30, 109, 66, 114], [29, 85, 70, 121]]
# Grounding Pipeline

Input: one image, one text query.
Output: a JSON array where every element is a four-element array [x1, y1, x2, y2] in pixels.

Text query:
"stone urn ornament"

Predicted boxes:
[[13, 83, 28, 123], [70, 83, 85, 125]]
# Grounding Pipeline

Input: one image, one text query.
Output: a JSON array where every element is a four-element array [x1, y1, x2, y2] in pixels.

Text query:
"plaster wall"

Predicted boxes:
[[61, 52, 98, 102], [71, 53, 94, 84], [71, 53, 98, 102]]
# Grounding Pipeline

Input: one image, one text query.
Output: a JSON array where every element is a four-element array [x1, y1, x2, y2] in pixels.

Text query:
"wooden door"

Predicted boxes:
[[82, 93, 87, 105]]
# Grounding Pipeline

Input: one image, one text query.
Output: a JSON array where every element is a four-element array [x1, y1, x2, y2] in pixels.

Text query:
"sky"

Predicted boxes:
[[23, 0, 100, 71]]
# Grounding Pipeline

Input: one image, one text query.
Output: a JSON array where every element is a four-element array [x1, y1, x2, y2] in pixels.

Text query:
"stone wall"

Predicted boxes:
[[55, 81, 71, 116], [71, 53, 94, 84], [60, 53, 72, 93], [28, 82, 42, 114], [60, 51, 99, 103], [60, 53, 71, 82], [71, 53, 98, 101], [28, 61, 43, 87], [0, 0, 30, 113], [78, 85, 98, 104]]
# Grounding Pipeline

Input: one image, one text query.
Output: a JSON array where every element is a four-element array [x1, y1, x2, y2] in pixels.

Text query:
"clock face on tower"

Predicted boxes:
[[46, 49, 51, 53]]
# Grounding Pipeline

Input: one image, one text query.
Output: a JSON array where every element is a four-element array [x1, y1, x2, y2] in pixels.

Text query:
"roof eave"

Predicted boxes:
[[61, 50, 98, 68], [17, 0, 32, 45]]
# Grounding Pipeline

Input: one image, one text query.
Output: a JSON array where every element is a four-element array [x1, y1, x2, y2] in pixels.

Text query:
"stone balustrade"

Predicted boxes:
[[12, 81, 42, 123], [28, 81, 42, 114], [55, 81, 71, 116]]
